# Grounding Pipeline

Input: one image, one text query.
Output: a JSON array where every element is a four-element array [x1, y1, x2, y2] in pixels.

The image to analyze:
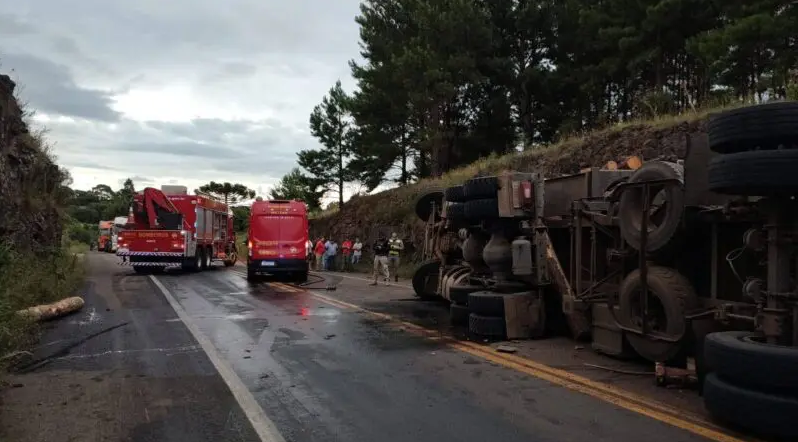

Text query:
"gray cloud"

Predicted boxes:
[[0, 0, 363, 196], [1, 52, 121, 122]]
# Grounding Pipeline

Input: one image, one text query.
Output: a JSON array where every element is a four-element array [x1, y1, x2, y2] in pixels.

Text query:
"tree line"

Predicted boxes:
[[270, 0, 798, 210]]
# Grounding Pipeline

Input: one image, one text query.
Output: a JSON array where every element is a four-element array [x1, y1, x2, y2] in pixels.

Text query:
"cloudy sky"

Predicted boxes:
[[0, 0, 369, 202]]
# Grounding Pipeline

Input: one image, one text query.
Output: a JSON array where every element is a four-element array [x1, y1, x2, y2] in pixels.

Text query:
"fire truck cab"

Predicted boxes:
[[116, 185, 237, 273], [246, 199, 309, 282]]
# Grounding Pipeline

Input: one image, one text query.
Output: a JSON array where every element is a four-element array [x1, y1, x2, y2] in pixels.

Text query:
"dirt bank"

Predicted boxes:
[[310, 116, 707, 261]]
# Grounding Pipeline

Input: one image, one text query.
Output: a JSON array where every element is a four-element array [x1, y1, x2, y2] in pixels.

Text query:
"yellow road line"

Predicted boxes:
[[307, 291, 750, 442]]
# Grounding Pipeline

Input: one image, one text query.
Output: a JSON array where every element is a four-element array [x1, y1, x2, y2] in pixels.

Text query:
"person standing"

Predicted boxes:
[[369, 234, 390, 285], [325, 239, 338, 271], [351, 238, 363, 266], [314, 237, 326, 271], [387, 232, 404, 282], [341, 238, 353, 272]]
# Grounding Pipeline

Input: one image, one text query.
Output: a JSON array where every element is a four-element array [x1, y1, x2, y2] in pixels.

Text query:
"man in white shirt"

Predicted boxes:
[[351, 238, 363, 265]]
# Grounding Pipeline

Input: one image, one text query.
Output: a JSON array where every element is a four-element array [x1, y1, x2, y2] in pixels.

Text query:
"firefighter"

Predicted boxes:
[[387, 232, 404, 282]]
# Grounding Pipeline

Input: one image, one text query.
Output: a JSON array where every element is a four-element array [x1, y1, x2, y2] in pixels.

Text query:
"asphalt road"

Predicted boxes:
[[2, 253, 716, 442]]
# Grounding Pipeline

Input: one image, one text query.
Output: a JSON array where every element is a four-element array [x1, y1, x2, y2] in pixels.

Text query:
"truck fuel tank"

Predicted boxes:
[[511, 237, 533, 276]]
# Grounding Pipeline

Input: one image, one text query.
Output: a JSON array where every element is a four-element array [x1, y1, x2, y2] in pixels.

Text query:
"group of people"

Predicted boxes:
[[310, 232, 405, 285]]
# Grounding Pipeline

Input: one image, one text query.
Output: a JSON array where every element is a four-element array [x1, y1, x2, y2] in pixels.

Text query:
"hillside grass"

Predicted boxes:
[[0, 243, 86, 367], [312, 102, 747, 223]]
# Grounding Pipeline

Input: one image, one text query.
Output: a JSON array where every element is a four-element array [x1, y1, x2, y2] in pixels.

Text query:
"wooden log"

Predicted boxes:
[[17, 296, 85, 322]]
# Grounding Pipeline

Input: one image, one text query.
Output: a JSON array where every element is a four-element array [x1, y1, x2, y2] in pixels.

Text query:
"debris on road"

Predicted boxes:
[[17, 296, 85, 322], [495, 345, 518, 354]]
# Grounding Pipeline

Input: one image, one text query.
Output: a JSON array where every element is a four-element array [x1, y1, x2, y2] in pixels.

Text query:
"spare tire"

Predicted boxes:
[[617, 266, 697, 363], [445, 185, 466, 203], [618, 161, 684, 253], [411, 260, 441, 300], [414, 189, 444, 222], [708, 102, 798, 154], [704, 331, 798, 392]]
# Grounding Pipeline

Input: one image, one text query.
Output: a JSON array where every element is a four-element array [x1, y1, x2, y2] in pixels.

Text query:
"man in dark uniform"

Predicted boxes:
[[369, 234, 391, 285]]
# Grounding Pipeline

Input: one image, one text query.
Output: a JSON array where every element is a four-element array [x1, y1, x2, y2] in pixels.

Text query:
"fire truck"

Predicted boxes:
[[116, 185, 237, 273], [97, 220, 113, 252]]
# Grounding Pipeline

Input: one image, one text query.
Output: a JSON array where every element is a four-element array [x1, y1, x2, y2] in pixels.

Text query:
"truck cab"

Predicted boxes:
[[246, 199, 309, 282], [98, 220, 113, 252]]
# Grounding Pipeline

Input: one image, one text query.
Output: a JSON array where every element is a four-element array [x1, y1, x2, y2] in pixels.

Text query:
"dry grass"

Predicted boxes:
[[310, 102, 747, 225], [0, 244, 86, 367]]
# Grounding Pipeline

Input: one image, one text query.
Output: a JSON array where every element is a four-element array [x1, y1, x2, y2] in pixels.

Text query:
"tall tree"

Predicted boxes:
[[196, 181, 255, 206], [301, 80, 356, 206], [269, 167, 326, 212]]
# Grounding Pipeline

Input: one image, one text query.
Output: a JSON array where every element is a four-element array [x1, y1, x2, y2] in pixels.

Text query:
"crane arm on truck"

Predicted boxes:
[[140, 187, 190, 230]]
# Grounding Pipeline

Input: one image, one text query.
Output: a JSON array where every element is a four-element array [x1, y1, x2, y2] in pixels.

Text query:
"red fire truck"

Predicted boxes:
[[246, 199, 309, 282], [116, 185, 237, 273]]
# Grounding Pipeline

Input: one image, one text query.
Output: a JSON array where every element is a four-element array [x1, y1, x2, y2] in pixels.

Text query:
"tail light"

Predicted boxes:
[[520, 181, 534, 209]]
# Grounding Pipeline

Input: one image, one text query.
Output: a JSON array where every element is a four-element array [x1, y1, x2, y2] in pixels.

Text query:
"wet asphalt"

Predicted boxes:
[[17, 253, 713, 442]]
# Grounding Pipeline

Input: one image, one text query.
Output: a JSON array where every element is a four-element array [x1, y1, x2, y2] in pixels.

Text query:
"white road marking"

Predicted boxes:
[[149, 275, 286, 442]]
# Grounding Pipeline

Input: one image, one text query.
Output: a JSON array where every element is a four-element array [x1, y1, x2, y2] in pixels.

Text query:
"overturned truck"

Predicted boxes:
[[412, 102, 798, 439]]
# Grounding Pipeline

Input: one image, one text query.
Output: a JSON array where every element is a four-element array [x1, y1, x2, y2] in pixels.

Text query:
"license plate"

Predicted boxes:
[[261, 261, 275, 267]]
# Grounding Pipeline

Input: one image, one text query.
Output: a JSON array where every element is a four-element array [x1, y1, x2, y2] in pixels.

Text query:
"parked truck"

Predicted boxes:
[[116, 185, 237, 273], [98, 220, 113, 252], [412, 102, 798, 439], [110, 216, 129, 253]]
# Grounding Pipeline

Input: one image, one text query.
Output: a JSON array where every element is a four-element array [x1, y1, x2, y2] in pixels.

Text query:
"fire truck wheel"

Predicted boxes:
[[703, 372, 798, 440], [183, 252, 200, 272], [415, 189, 444, 222], [464, 198, 499, 220], [618, 161, 684, 253], [704, 331, 798, 392], [450, 304, 470, 326], [708, 149, 798, 195], [708, 101, 798, 154], [617, 266, 697, 363], [463, 176, 499, 200], [133, 266, 149, 274], [468, 313, 505, 339], [296, 271, 308, 283], [411, 260, 441, 300], [198, 248, 208, 271], [444, 185, 466, 203]]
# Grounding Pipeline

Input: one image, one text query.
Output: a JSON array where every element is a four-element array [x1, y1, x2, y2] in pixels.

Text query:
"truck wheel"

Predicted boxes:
[[468, 291, 507, 316], [198, 248, 208, 271], [444, 185, 466, 203], [617, 266, 697, 363], [449, 283, 482, 305], [445, 202, 465, 221], [133, 266, 148, 274], [184, 251, 201, 272], [246, 268, 258, 282], [618, 161, 684, 253], [468, 313, 505, 339], [708, 101, 798, 154], [450, 304, 470, 326], [463, 176, 499, 200], [704, 331, 798, 392], [708, 149, 798, 195], [415, 189, 444, 222], [411, 260, 441, 300], [296, 271, 308, 284], [464, 198, 499, 220], [703, 372, 798, 440]]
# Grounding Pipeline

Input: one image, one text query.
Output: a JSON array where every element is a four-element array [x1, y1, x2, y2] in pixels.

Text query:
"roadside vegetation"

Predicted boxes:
[[263, 0, 798, 217]]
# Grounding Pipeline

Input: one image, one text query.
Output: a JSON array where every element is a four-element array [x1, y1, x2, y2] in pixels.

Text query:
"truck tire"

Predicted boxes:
[[708, 149, 798, 195], [468, 313, 506, 339], [198, 248, 207, 271], [183, 252, 200, 272], [444, 185, 466, 203], [133, 266, 148, 274], [246, 268, 257, 281], [450, 304, 470, 326], [415, 189, 444, 221], [445, 202, 465, 221], [708, 102, 798, 154], [704, 331, 798, 392], [617, 266, 697, 363], [411, 260, 441, 300], [296, 271, 308, 284], [464, 198, 499, 220], [468, 291, 505, 316], [449, 283, 482, 305], [463, 176, 499, 200], [618, 161, 684, 253], [703, 372, 798, 440]]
